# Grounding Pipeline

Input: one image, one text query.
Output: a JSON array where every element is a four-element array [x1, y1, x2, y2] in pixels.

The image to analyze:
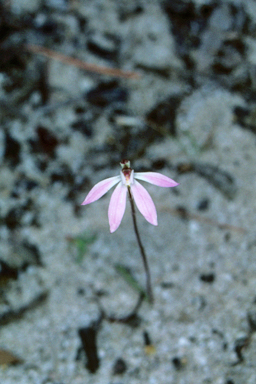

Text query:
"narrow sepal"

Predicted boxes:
[[108, 182, 127, 233], [81, 176, 120, 205], [131, 180, 158, 226], [134, 172, 179, 187]]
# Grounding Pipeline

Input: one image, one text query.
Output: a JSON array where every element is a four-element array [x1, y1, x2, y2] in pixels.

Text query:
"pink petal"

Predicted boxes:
[[81, 176, 120, 205], [108, 182, 127, 233], [131, 180, 157, 226], [134, 172, 179, 187]]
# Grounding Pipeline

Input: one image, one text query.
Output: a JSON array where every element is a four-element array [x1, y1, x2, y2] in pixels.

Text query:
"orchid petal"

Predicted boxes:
[[131, 180, 157, 226], [81, 176, 120, 205], [134, 172, 179, 187], [108, 182, 127, 233]]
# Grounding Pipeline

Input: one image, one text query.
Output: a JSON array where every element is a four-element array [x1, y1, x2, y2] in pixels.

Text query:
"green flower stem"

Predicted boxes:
[[128, 186, 153, 304]]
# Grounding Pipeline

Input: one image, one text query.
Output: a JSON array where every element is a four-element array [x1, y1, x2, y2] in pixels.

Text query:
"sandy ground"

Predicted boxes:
[[1, 0, 256, 383]]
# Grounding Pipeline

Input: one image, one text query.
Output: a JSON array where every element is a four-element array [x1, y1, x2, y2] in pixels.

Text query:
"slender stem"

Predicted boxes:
[[128, 187, 153, 303]]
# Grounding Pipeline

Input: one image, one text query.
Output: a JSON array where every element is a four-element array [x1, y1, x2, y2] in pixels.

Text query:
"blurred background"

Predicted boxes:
[[1, 0, 256, 383]]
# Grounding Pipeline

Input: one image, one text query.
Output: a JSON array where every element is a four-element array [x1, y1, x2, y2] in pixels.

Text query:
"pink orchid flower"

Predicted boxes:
[[82, 160, 179, 233]]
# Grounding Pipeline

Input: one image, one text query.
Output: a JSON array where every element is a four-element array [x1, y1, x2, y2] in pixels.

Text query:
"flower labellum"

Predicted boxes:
[[82, 160, 179, 233]]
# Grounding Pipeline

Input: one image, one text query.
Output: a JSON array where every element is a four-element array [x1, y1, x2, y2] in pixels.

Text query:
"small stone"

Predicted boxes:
[[87, 81, 128, 107], [112, 358, 127, 375], [234, 336, 249, 363], [200, 273, 215, 283], [197, 198, 210, 211], [172, 356, 182, 370], [29, 127, 59, 157], [4, 133, 21, 167], [87, 33, 119, 61], [78, 326, 100, 373]]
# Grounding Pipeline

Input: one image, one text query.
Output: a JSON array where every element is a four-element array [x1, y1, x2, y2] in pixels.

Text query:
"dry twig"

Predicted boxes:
[[25, 44, 140, 79]]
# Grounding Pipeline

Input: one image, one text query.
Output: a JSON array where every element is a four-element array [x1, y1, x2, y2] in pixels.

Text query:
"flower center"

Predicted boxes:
[[122, 168, 132, 185], [120, 160, 133, 186]]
